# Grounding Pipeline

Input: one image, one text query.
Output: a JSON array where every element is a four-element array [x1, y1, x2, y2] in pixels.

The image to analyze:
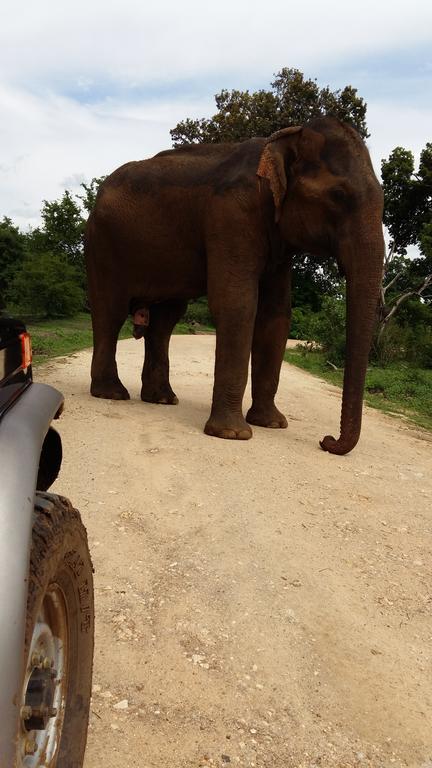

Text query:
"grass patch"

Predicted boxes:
[[26, 313, 130, 364], [25, 313, 214, 365], [285, 346, 432, 432]]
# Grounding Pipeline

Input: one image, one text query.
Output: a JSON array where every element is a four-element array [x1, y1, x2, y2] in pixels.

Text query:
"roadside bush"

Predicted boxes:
[[404, 323, 432, 368], [7, 252, 84, 318], [372, 321, 432, 368], [0, 217, 26, 308], [290, 307, 315, 340], [365, 364, 431, 410], [183, 297, 214, 326], [372, 322, 407, 367], [308, 295, 346, 366]]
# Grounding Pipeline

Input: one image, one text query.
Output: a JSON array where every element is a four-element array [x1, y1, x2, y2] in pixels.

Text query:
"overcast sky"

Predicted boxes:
[[1, 0, 431, 229]]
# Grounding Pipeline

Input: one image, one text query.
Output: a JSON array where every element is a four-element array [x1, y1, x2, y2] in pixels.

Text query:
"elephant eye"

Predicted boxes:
[[329, 185, 355, 210], [330, 186, 348, 203]]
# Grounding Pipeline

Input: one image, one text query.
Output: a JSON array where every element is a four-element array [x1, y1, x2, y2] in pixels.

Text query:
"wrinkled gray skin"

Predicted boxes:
[[85, 117, 384, 454]]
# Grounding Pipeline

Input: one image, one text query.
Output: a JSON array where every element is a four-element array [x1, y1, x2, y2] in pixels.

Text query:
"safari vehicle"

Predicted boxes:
[[0, 317, 94, 767]]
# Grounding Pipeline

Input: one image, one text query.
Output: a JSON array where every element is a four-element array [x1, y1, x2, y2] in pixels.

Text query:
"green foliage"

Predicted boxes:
[[28, 191, 87, 290], [76, 176, 106, 214], [419, 220, 432, 270], [381, 147, 416, 254], [39, 191, 84, 261], [378, 142, 431, 344], [27, 313, 131, 364], [382, 142, 432, 260], [384, 323, 432, 369], [171, 67, 368, 146], [7, 252, 85, 318], [0, 217, 27, 307], [299, 291, 432, 370], [1, 178, 105, 317], [292, 255, 342, 312], [305, 296, 347, 366], [183, 297, 214, 326], [364, 365, 431, 415], [284, 348, 432, 431], [290, 307, 313, 340]]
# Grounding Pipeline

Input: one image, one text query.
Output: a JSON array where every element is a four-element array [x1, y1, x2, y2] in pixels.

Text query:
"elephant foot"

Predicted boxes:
[[204, 415, 252, 440], [91, 379, 130, 400], [141, 385, 179, 405], [246, 404, 288, 429]]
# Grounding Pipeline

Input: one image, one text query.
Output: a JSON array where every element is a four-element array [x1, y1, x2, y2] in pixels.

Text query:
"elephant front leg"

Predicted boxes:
[[205, 278, 258, 440], [246, 262, 291, 429]]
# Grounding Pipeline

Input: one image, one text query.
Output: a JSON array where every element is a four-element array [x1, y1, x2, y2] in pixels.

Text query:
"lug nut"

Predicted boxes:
[[49, 707, 58, 717], [30, 652, 42, 668], [25, 738, 37, 755], [21, 705, 33, 720]]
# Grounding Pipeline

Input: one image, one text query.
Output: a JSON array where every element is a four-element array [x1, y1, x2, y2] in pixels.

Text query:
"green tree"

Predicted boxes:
[[1, 177, 104, 317], [7, 252, 84, 318], [170, 67, 368, 146], [0, 217, 27, 308], [378, 143, 432, 343], [25, 178, 104, 297], [76, 176, 106, 214], [39, 191, 84, 261]]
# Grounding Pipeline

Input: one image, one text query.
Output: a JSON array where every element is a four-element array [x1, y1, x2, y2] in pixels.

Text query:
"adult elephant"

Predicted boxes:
[[85, 117, 384, 455]]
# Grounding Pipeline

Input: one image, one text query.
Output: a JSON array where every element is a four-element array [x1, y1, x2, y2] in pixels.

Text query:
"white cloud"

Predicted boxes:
[[1, 0, 431, 87], [367, 101, 432, 171], [0, 84, 213, 228]]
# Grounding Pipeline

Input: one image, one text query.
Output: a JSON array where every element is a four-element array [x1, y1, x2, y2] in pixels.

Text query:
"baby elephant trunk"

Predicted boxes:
[[132, 306, 150, 339]]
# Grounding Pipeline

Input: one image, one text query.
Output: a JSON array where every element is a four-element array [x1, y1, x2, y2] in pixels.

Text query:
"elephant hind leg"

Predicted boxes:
[[140, 299, 187, 404]]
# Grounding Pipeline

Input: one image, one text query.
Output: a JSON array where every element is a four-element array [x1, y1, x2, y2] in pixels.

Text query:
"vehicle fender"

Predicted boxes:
[[0, 383, 64, 766]]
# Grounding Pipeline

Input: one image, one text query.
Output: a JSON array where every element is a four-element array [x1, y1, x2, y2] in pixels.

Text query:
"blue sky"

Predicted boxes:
[[1, 0, 431, 229]]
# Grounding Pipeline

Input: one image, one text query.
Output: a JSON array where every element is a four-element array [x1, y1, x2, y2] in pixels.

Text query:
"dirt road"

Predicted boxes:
[[40, 336, 432, 768]]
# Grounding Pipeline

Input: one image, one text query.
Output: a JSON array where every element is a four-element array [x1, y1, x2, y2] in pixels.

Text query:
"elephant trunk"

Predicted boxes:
[[320, 233, 385, 456]]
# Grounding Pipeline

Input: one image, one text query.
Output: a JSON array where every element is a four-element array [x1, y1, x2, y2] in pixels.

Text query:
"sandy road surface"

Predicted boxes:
[[40, 336, 432, 768]]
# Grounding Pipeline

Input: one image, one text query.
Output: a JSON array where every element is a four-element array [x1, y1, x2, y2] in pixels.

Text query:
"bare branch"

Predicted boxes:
[[382, 270, 403, 297], [377, 271, 432, 343]]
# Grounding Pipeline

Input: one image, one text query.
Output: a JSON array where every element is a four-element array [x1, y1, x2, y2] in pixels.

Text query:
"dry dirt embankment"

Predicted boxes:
[[40, 335, 432, 768]]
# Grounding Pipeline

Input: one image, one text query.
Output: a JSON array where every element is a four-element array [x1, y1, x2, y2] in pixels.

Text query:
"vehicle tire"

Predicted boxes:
[[18, 493, 94, 767]]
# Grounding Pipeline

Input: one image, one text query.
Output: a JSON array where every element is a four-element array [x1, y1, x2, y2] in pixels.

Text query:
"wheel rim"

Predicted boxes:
[[19, 583, 68, 766]]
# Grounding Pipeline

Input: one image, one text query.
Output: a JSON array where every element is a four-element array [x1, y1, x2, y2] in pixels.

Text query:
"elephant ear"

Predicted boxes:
[[257, 126, 302, 222]]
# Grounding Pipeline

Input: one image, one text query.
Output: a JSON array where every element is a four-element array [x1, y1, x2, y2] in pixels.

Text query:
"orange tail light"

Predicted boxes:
[[19, 332, 32, 371]]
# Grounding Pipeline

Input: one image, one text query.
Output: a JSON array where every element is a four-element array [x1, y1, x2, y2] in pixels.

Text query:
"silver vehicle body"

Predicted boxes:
[[0, 382, 63, 766]]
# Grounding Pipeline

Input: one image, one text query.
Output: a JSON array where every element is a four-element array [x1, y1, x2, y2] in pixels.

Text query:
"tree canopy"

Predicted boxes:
[[378, 143, 432, 339], [382, 143, 432, 260], [0, 217, 27, 308], [2, 178, 104, 318], [170, 68, 368, 146]]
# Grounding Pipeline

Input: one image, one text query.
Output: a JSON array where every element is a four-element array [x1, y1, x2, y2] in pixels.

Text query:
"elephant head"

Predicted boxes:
[[257, 117, 385, 455]]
